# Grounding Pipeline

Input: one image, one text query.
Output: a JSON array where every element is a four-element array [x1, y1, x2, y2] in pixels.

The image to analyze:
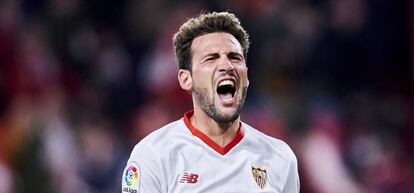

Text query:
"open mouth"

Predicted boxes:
[[216, 80, 236, 101]]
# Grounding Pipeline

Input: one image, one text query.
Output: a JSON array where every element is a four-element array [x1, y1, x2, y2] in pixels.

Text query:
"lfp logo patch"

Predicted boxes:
[[124, 162, 139, 186]]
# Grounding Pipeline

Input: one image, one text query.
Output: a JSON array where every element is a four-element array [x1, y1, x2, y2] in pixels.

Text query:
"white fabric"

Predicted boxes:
[[121, 113, 299, 193]]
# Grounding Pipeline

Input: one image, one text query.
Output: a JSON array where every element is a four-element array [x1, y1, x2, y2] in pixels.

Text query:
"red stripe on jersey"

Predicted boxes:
[[183, 110, 244, 155]]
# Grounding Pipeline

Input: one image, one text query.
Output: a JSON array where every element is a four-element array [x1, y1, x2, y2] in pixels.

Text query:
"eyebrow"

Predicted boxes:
[[200, 52, 219, 60], [202, 51, 243, 59]]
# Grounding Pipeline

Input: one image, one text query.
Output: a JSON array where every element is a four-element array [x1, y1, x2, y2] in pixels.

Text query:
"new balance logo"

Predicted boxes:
[[179, 173, 199, 184]]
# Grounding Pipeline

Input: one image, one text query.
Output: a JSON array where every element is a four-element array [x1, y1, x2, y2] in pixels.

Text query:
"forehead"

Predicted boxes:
[[191, 32, 242, 57]]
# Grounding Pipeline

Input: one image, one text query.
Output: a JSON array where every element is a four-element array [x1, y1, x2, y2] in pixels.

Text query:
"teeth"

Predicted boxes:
[[219, 80, 234, 87]]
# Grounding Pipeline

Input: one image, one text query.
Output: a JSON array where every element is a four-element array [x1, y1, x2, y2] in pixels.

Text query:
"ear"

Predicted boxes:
[[178, 69, 192, 91], [246, 67, 250, 87]]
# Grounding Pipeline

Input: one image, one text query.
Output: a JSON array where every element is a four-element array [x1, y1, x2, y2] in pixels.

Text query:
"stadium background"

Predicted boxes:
[[0, 0, 412, 192]]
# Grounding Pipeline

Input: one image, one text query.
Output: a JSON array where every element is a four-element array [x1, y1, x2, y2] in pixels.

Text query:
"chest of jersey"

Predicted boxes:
[[164, 141, 285, 193]]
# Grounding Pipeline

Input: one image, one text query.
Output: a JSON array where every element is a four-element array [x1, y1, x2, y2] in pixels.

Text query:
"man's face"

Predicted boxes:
[[189, 32, 249, 123]]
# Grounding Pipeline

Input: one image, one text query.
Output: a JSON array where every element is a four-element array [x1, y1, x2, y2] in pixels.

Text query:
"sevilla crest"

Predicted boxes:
[[252, 166, 267, 189]]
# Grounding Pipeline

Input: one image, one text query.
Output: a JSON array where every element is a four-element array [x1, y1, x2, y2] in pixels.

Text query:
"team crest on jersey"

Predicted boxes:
[[252, 166, 267, 189], [123, 161, 140, 193]]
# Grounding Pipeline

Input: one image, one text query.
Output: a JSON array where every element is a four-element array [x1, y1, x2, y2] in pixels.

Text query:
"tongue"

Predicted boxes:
[[219, 93, 233, 100]]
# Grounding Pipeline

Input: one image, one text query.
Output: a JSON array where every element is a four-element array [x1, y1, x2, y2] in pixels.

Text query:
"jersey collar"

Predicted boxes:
[[183, 110, 244, 155]]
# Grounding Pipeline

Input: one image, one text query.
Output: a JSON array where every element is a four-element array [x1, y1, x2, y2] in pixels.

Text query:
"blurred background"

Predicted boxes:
[[0, 0, 412, 192]]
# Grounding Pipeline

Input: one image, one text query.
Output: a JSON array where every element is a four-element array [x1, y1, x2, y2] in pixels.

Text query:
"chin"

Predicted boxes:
[[214, 114, 239, 124], [219, 108, 238, 117], [211, 107, 241, 124]]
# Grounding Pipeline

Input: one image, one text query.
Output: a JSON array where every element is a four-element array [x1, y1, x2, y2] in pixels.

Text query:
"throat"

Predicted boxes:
[[190, 112, 239, 147]]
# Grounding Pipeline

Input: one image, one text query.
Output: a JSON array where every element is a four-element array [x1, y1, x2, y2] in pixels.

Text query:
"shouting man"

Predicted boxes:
[[121, 12, 300, 193]]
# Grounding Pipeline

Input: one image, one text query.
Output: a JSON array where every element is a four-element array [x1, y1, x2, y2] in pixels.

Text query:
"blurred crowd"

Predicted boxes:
[[0, 0, 412, 193]]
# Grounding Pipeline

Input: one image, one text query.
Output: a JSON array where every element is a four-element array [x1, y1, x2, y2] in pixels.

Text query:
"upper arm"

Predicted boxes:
[[121, 145, 164, 193], [283, 153, 300, 193], [280, 142, 300, 193]]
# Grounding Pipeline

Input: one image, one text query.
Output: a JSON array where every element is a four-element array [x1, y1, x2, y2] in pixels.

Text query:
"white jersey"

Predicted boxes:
[[122, 111, 299, 193]]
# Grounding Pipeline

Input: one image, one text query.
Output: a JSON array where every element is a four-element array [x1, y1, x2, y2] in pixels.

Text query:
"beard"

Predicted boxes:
[[192, 86, 248, 124]]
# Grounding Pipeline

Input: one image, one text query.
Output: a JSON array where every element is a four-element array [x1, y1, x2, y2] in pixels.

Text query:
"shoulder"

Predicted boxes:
[[122, 120, 187, 192], [242, 122, 297, 161], [130, 119, 186, 157]]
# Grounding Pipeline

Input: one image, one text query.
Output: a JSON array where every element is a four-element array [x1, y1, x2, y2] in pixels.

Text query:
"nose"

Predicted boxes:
[[217, 55, 235, 73]]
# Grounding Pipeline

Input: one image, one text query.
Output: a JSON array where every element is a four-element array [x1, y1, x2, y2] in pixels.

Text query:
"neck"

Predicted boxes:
[[190, 108, 240, 147]]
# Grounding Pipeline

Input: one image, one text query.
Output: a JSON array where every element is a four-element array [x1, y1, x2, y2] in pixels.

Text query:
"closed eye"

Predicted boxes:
[[228, 53, 244, 62], [202, 54, 219, 63], [205, 57, 215, 61]]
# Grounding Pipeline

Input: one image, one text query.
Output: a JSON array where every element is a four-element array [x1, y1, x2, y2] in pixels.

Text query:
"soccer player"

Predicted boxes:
[[121, 12, 300, 193]]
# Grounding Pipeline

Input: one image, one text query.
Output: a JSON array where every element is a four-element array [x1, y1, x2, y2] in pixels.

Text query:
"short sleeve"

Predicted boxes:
[[282, 146, 300, 193], [121, 145, 163, 193]]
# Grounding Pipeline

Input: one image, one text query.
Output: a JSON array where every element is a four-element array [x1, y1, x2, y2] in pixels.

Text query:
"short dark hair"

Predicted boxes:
[[173, 12, 250, 71]]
